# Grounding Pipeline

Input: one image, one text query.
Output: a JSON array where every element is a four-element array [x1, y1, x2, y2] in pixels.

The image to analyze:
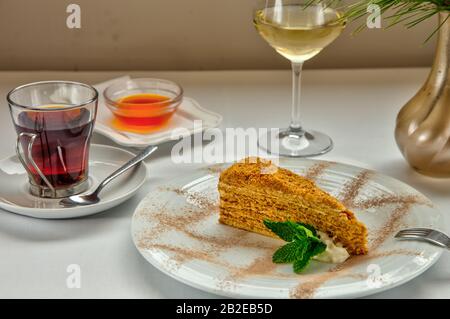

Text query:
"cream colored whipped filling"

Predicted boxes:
[[313, 231, 350, 263]]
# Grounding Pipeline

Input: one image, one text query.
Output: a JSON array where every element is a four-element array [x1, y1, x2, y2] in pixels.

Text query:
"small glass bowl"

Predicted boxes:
[[103, 78, 183, 133]]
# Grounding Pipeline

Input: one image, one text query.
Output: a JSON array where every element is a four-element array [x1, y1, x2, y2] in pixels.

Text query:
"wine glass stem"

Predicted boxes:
[[290, 62, 304, 133]]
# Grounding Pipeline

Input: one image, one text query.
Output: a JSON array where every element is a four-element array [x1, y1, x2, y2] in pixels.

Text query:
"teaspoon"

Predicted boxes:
[[60, 145, 157, 207]]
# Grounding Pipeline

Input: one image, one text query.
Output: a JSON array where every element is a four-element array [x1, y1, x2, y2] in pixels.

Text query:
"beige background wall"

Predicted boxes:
[[0, 0, 438, 70]]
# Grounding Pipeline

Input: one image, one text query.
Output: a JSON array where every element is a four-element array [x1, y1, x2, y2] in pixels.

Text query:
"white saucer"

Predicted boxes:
[[93, 76, 223, 148], [0, 144, 147, 219]]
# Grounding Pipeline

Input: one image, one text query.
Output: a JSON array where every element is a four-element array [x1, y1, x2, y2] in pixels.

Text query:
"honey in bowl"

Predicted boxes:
[[112, 93, 175, 133], [104, 78, 184, 134]]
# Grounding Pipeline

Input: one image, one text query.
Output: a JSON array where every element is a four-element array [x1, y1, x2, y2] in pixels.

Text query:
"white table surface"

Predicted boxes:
[[0, 69, 448, 299]]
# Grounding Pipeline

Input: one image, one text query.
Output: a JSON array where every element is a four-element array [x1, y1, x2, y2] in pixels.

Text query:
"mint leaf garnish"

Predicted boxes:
[[291, 221, 314, 238], [296, 222, 318, 236], [263, 220, 298, 242], [272, 240, 307, 263], [309, 241, 327, 257], [293, 254, 311, 273], [264, 219, 326, 273]]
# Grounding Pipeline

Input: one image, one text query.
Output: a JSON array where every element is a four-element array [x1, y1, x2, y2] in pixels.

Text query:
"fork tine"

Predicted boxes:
[[395, 236, 421, 241], [396, 232, 426, 238], [395, 232, 421, 238], [396, 230, 428, 236], [401, 228, 432, 232], [395, 231, 429, 238], [396, 228, 431, 235]]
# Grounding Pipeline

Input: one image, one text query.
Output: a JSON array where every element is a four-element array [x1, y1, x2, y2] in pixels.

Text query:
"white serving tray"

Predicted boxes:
[[93, 76, 222, 148]]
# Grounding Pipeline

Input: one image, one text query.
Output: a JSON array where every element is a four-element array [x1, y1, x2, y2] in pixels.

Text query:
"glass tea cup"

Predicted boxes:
[[7, 81, 98, 198]]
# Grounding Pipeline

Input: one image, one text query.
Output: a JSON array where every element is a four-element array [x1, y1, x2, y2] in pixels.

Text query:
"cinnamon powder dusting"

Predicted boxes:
[[289, 173, 426, 298], [353, 194, 427, 210], [205, 164, 226, 175], [217, 250, 277, 291], [289, 249, 420, 299], [339, 170, 372, 206], [137, 186, 281, 275], [369, 203, 413, 250], [304, 162, 332, 181]]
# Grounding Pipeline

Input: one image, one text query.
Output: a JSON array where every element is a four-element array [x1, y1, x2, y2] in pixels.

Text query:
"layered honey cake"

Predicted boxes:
[[218, 157, 368, 255]]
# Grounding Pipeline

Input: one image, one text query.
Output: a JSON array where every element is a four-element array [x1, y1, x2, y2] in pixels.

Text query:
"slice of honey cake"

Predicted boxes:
[[218, 157, 368, 255]]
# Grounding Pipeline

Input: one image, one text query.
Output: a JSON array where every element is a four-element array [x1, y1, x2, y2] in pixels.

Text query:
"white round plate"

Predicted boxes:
[[131, 158, 443, 299], [0, 144, 147, 219]]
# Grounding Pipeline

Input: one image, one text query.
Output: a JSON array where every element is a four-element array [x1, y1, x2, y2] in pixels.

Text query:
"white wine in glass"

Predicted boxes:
[[254, 0, 345, 157]]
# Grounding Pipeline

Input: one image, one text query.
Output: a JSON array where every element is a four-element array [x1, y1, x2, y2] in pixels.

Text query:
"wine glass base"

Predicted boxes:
[[258, 128, 333, 157]]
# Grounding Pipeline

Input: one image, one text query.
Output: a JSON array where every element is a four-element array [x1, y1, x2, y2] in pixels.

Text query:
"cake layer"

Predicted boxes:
[[220, 199, 367, 255], [218, 157, 368, 255], [219, 214, 275, 238]]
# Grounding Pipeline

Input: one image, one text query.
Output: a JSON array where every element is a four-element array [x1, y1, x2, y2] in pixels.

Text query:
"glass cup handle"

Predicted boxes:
[[16, 132, 56, 196]]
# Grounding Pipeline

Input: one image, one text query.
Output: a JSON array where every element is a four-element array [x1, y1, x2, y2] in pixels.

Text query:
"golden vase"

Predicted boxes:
[[395, 12, 450, 177]]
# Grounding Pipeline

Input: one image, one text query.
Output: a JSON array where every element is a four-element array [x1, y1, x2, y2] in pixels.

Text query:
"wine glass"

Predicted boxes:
[[254, 0, 345, 157]]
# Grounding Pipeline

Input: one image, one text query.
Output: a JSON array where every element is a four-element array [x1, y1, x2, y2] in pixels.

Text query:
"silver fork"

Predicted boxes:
[[395, 228, 450, 249]]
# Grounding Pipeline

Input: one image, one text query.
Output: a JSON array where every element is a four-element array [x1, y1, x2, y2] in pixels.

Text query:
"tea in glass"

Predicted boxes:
[[8, 81, 98, 198]]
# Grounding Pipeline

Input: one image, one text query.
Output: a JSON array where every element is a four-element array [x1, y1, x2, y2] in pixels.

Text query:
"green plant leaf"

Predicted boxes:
[[309, 241, 327, 257], [293, 254, 312, 273], [272, 241, 307, 263], [295, 222, 318, 236], [264, 219, 332, 273], [263, 220, 298, 242], [264, 219, 319, 242], [291, 222, 313, 238]]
